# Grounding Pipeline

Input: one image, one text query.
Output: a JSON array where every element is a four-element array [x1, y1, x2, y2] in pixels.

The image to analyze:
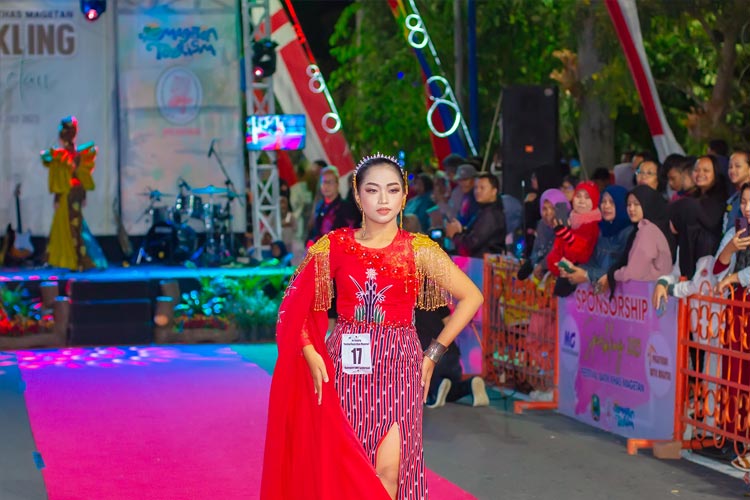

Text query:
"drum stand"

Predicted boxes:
[[207, 139, 243, 260]]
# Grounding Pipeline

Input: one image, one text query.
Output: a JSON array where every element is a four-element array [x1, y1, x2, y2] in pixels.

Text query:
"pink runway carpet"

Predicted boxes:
[[16, 345, 475, 499]]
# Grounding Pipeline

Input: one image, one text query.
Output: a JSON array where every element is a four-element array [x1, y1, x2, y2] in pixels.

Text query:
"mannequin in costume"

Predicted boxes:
[[261, 154, 484, 500], [41, 116, 107, 270]]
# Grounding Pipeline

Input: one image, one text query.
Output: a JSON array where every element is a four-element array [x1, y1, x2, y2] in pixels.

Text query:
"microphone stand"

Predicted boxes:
[[208, 140, 242, 259]]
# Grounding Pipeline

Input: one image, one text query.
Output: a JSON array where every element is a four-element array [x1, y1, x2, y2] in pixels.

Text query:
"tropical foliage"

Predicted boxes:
[[0, 284, 53, 337], [327, 0, 750, 174]]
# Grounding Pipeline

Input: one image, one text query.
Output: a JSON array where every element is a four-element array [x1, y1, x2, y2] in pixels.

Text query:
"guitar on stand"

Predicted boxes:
[[1, 184, 34, 266]]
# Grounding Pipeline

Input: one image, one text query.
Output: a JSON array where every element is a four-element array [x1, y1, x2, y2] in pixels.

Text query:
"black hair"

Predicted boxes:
[[679, 156, 697, 173], [476, 172, 500, 191], [695, 154, 728, 200], [634, 151, 654, 162], [441, 153, 465, 170], [637, 159, 666, 193], [355, 156, 405, 192], [313, 159, 327, 169], [591, 167, 611, 181], [662, 154, 685, 172], [708, 139, 729, 157], [732, 150, 750, 166], [416, 172, 433, 193], [561, 175, 579, 187]]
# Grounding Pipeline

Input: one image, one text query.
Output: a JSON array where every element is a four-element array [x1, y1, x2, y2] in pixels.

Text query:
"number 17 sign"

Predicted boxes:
[[342, 333, 373, 375]]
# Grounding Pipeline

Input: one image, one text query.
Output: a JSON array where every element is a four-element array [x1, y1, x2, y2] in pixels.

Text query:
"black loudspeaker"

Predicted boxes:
[[501, 85, 560, 200], [67, 279, 155, 346], [69, 299, 154, 346]]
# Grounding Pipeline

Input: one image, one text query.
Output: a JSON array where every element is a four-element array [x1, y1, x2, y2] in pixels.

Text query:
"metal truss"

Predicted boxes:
[[241, 0, 280, 258]]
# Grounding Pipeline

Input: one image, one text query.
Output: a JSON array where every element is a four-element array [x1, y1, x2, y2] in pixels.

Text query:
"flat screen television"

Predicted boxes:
[[246, 114, 306, 151]]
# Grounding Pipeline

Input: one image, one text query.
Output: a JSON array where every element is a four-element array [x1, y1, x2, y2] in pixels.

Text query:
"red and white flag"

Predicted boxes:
[[255, 0, 356, 175], [605, 0, 685, 161]]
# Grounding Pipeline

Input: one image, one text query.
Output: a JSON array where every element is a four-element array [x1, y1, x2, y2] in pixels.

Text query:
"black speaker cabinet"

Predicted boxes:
[[501, 85, 560, 199]]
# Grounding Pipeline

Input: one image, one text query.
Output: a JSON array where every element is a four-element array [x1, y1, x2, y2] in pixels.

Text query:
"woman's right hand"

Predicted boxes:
[[652, 283, 668, 310], [595, 275, 609, 295], [302, 345, 329, 405], [561, 262, 588, 284], [717, 273, 739, 295], [731, 230, 750, 252]]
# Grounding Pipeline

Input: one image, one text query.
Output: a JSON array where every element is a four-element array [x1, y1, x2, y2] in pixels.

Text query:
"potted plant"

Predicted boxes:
[[0, 283, 69, 349], [228, 288, 281, 341], [156, 277, 238, 344]]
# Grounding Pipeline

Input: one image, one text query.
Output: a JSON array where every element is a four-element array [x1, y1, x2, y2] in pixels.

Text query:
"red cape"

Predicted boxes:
[[260, 258, 390, 500]]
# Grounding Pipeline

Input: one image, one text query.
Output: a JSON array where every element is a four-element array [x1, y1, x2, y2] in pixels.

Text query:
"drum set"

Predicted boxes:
[[135, 180, 238, 266]]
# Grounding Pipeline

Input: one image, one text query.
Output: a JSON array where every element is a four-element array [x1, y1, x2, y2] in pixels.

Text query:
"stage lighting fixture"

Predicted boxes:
[[81, 0, 106, 22], [251, 38, 278, 79]]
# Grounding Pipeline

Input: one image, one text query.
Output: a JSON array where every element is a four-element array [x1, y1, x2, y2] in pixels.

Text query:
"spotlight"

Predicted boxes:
[[251, 38, 278, 80], [80, 0, 106, 21]]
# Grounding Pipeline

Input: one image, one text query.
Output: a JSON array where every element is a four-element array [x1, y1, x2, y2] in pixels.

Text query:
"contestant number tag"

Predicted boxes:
[[342, 333, 372, 375]]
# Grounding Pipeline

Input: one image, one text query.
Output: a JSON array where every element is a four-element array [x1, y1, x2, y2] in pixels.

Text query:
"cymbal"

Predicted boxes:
[[191, 185, 229, 196], [139, 190, 176, 198]]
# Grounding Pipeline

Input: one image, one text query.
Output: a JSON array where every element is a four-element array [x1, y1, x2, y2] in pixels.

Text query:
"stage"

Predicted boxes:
[[0, 264, 294, 347], [0, 263, 293, 287]]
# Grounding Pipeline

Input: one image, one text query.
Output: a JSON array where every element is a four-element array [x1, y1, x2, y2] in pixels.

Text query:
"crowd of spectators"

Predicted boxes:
[[275, 144, 750, 431]]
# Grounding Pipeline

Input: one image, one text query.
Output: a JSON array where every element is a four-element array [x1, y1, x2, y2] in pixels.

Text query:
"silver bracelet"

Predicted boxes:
[[424, 339, 448, 364]]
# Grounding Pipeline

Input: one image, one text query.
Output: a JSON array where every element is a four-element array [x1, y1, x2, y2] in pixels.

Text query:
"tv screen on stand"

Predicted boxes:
[[246, 114, 306, 151]]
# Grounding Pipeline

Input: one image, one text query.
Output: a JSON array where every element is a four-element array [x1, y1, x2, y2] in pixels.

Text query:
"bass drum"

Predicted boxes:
[[142, 222, 197, 263]]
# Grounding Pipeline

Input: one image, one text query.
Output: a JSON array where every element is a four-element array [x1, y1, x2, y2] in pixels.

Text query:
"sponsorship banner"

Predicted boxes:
[[0, 1, 117, 235], [451, 256, 484, 375], [117, 1, 244, 235], [558, 281, 677, 439]]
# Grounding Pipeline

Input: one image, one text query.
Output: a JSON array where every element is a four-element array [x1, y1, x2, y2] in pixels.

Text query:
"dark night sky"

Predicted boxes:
[[289, 0, 352, 77]]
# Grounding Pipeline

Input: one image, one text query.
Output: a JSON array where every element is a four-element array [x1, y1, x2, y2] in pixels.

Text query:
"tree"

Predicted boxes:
[[326, 0, 749, 176]]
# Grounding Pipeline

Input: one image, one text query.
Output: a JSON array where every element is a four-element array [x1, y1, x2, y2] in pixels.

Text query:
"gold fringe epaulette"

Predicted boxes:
[[291, 235, 333, 312], [411, 233, 453, 310]]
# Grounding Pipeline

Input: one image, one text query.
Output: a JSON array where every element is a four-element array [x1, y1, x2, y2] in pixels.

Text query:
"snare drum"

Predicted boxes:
[[175, 194, 204, 220]]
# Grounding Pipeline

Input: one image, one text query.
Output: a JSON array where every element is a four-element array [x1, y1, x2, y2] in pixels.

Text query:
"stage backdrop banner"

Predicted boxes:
[[0, 1, 118, 236], [117, 1, 244, 235], [558, 281, 677, 440]]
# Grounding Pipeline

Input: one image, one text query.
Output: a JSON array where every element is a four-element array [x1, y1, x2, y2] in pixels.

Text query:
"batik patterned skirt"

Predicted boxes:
[[326, 318, 427, 499]]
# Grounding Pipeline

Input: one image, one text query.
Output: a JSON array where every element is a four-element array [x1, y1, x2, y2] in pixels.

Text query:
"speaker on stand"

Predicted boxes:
[[501, 85, 561, 200]]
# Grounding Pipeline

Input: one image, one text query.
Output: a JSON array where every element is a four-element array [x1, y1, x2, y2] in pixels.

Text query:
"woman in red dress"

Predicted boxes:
[[261, 155, 484, 499]]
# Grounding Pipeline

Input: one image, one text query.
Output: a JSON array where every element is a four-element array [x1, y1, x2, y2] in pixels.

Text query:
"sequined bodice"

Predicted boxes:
[[329, 228, 418, 326]]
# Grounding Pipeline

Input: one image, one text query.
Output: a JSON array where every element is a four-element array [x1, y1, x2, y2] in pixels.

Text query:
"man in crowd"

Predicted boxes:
[[306, 165, 356, 244], [614, 151, 651, 190], [445, 172, 506, 257]]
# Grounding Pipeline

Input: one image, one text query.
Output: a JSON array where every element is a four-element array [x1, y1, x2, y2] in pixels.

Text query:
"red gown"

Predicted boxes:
[[261, 228, 455, 500]]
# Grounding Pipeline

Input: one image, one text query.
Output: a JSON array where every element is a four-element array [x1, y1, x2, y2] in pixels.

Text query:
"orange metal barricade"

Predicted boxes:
[[481, 252, 750, 458], [482, 255, 558, 413], [672, 283, 750, 458]]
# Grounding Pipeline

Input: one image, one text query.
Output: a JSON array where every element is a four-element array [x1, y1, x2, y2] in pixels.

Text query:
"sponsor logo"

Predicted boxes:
[[156, 66, 202, 125]]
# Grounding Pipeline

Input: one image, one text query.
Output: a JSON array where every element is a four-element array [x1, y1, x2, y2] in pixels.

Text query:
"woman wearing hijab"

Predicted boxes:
[[605, 185, 675, 295], [653, 197, 722, 415], [692, 155, 728, 241], [559, 185, 633, 289], [517, 188, 569, 281]]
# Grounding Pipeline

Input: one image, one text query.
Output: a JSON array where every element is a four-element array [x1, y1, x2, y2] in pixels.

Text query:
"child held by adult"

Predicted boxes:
[[546, 181, 601, 297]]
